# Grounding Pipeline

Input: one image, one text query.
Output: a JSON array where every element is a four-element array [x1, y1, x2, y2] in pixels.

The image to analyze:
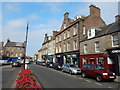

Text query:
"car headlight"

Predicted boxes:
[[113, 73, 115, 75], [103, 73, 108, 75], [72, 70, 77, 72]]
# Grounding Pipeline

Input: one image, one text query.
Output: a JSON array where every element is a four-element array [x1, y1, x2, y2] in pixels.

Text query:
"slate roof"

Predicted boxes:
[[95, 20, 120, 37], [5, 41, 25, 47]]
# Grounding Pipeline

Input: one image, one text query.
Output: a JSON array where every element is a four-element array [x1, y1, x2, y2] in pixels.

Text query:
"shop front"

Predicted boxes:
[[107, 48, 120, 75], [65, 53, 79, 66], [80, 53, 109, 70], [55, 54, 64, 65]]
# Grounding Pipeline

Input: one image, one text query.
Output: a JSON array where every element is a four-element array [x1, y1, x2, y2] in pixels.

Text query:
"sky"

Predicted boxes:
[[1, 0, 119, 56]]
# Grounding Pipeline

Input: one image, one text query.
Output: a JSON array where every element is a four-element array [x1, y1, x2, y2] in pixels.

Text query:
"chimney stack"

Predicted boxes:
[[115, 15, 120, 21], [89, 4, 100, 17], [64, 12, 69, 19]]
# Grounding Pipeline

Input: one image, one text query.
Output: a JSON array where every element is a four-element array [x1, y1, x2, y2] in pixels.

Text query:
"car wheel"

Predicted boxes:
[[69, 70, 72, 75], [82, 72, 87, 78], [96, 75, 103, 82]]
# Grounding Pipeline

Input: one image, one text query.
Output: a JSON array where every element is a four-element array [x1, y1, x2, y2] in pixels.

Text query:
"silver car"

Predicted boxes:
[[62, 64, 81, 74]]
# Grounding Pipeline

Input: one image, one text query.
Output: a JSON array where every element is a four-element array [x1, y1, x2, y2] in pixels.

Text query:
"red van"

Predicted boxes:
[[81, 64, 116, 82]]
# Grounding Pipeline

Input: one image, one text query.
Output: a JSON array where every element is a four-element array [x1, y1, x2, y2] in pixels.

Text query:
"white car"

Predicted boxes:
[[62, 64, 81, 74]]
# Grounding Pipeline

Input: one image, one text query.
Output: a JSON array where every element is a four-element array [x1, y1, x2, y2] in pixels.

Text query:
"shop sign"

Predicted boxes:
[[72, 54, 77, 58], [112, 50, 120, 54], [67, 55, 71, 58]]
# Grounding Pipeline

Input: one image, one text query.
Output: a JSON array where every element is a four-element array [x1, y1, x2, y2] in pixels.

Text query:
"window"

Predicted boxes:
[[64, 32, 66, 40], [67, 42, 70, 51], [59, 35, 61, 41], [73, 40, 77, 50], [59, 45, 61, 52], [112, 33, 119, 46], [64, 23, 66, 29], [67, 30, 70, 38], [56, 47, 58, 53], [63, 43, 66, 52], [82, 25, 85, 35], [73, 25, 77, 35], [84, 44, 87, 53], [89, 30, 91, 37], [56, 37, 58, 43], [95, 41, 100, 52]]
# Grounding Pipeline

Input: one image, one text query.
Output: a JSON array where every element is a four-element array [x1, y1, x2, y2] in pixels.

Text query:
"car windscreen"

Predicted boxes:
[[96, 65, 104, 70], [69, 65, 76, 67]]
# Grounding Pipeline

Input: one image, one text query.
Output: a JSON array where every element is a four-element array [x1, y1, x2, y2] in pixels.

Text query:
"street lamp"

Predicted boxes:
[[23, 22, 29, 69]]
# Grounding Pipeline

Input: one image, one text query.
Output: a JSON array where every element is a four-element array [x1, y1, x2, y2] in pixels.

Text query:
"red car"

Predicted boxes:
[[40, 61, 46, 66], [81, 64, 116, 82], [53, 63, 62, 70]]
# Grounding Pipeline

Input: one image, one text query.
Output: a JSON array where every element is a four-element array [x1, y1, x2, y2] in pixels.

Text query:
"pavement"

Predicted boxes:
[[114, 76, 120, 82]]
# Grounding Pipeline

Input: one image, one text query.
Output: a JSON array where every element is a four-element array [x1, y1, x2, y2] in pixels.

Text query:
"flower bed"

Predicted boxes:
[[16, 69, 40, 89]]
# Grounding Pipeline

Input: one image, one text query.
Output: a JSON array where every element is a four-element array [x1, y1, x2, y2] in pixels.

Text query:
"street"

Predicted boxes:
[[29, 64, 119, 89], [2, 65, 22, 89]]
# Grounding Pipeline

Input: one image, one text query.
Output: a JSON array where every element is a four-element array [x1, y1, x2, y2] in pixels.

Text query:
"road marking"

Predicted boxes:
[[108, 87, 112, 88], [95, 82, 102, 86], [86, 80, 91, 82]]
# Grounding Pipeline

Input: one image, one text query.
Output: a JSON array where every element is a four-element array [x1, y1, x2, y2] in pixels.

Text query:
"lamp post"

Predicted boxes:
[[23, 22, 29, 69]]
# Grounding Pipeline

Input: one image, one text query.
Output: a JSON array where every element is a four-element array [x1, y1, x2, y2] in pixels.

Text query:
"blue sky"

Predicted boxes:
[[1, 1, 119, 56]]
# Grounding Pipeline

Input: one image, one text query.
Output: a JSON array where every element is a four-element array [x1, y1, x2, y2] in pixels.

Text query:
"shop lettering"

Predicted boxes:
[[112, 50, 120, 53]]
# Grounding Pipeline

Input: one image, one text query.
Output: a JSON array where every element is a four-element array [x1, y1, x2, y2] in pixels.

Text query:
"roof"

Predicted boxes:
[[95, 21, 120, 37], [5, 41, 25, 47], [81, 20, 120, 42]]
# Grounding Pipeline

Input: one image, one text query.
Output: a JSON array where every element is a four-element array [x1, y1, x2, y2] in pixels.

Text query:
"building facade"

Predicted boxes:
[[80, 15, 120, 75], [38, 31, 58, 62], [55, 4, 105, 66], [4, 39, 25, 61], [0, 42, 4, 60]]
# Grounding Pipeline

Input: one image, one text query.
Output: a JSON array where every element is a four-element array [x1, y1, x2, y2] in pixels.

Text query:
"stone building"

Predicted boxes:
[[38, 31, 59, 62], [4, 39, 25, 61], [0, 42, 4, 60], [80, 15, 120, 75], [55, 4, 105, 66]]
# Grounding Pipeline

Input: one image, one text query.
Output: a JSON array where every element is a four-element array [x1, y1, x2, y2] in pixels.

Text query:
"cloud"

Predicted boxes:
[[3, 16, 61, 56], [4, 3, 20, 12]]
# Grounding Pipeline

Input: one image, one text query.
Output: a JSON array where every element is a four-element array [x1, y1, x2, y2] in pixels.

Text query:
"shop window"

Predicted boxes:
[[90, 58, 94, 64], [96, 57, 104, 67], [82, 58, 87, 64], [112, 33, 119, 47]]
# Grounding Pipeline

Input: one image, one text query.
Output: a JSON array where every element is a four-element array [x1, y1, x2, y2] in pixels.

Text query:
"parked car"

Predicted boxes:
[[53, 63, 62, 70], [12, 62, 21, 67], [40, 61, 46, 66], [81, 64, 116, 82], [62, 64, 81, 74], [36, 61, 42, 65], [46, 62, 53, 68], [1, 60, 12, 65]]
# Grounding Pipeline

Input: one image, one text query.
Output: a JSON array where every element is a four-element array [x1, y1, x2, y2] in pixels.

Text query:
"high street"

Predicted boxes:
[[29, 64, 119, 89], [2, 65, 22, 89]]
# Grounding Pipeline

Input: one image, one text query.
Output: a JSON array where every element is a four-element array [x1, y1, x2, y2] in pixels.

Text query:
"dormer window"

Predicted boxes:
[[64, 22, 66, 29], [87, 27, 96, 39]]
